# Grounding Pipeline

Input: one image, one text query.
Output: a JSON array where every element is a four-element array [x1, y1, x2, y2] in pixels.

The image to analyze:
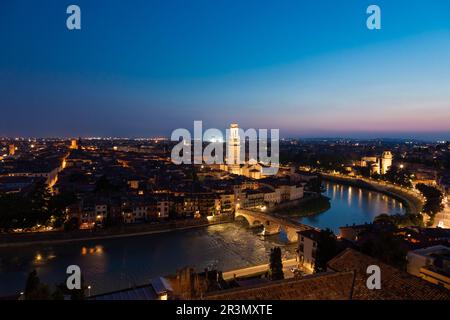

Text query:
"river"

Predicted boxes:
[[298, 181, 405, 232], [0, 181, 404, 296]]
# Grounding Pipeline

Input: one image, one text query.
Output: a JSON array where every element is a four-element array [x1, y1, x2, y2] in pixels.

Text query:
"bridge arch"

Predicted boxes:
[[235, 209, 307, 243], [252, 220, 262, 227], [234, 214, 251, 226]]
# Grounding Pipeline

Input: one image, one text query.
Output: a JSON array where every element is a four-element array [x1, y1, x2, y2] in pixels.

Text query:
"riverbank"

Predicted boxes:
[[274, 195, 331, 217], [0, 216, 234, 248], [321, 173, 424, 214]]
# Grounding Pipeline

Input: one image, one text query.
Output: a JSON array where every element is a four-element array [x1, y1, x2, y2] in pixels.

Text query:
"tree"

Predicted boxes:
[[383, 167, 413, 188], [374, 212, 423, 228], [53, 275, 86, 300], [360, 231, 406, 268], [269, 247, 284, 280], [51, 285, 65, 300], [48, 191, 77, 224], [64, 217, 80, 231], [30, 182, 52, 214], [305, 175, 323, 194], [314, 229, 337, 273], [371, 172, 381, 180], [373, 213, 394, 225], [416, 184, 444, 215], [24, 182, 52, 229], [69, 274, 86, 300], [0, 192, 30, 230], [0, 184, 77, 230], [24, 270, 51, 300]]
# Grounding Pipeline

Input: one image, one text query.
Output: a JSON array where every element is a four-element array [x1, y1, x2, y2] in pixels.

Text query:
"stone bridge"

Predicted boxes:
[[235, 209, 312, 243]]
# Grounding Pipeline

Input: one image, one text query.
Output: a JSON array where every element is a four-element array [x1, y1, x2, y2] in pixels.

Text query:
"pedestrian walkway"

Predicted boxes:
[[222, 258, 300, 280]]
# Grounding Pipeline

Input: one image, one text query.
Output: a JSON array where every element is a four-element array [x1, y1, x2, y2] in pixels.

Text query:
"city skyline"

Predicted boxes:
[[1, 0, 450, 139]]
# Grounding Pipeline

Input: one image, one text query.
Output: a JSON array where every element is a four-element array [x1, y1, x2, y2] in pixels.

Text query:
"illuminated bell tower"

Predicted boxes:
[[381, 151, 393, 175], [227, 124, 241, 174], [70, 139, 78, 150], [9, 144, 15, 156]]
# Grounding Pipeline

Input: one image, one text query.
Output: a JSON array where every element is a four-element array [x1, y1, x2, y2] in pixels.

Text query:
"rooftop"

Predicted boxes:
[[89, 284, 158, 300], [206, 271, 355, 300], [328, 248, 450, 300]]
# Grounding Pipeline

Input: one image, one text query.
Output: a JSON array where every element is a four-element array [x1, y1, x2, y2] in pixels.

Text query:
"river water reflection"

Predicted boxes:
[[0, 224, 293, 296], [299, 181, 405, 232], [0, 182, 405, 296]]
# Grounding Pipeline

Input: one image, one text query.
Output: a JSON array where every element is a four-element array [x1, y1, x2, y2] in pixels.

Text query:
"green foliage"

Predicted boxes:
[[360, 231, 407, 268], [371, 172, 381, 180], [0, 183, 77, 231], [374, 213, 423, 227], [24, 270, 86, 300], [278, 196, 330, 217], [51, 285, 65, 300], [416, 183, 444, 216], [269, 247, 284, 280], [24, 270, 51, 300], [68, 277, 86, 300], [64, 217, 80, 231], [305, 176, 323, 194], [382, 167, 413, 188], [314, 228, 337, 273]]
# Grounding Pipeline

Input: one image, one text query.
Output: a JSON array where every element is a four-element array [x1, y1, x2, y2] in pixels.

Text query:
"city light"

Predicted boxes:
[[0, 0, 449, 304]]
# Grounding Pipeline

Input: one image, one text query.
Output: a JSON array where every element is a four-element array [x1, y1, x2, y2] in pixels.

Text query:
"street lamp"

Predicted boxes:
[[87, 285, 91, 297]]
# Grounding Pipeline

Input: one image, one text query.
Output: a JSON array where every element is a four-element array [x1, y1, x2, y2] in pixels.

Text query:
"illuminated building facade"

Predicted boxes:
[[380, 151, 393, 175], [9, 144, 15, 156], [70, 139, 79, 150]]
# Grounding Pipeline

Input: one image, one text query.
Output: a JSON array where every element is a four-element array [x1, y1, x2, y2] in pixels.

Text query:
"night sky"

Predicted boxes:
[[1, 0, 449, 139]]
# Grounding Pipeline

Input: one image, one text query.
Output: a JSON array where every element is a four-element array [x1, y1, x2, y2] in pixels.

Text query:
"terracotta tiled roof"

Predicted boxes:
[[205, 271, 355, 300], [327, 248, 450, 300]]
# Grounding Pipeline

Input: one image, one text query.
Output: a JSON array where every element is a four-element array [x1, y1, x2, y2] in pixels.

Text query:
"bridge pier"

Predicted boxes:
[[262, 223, 281, 236]]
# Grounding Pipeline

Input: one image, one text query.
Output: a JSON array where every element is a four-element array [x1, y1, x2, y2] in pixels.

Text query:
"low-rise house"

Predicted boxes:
[[184, 193, 221, 217], [263, 188, 281, 205], [328, 248, 450, 299], [122, 207, 135, 224], [218, 192, 235, 214], [65, 197, 110, 229], [276, 184, 304, 201], [339, 224, 371, 242], [407, 245, 450, 289], [297, 229, 321, 272], [242, 189, 265, 208], [132, 205, 148, 223], [155, 198, 170, 219]]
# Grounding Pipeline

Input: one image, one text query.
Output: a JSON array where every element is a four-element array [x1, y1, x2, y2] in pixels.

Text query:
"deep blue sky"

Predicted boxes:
[[1, 0, 449, 139]]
